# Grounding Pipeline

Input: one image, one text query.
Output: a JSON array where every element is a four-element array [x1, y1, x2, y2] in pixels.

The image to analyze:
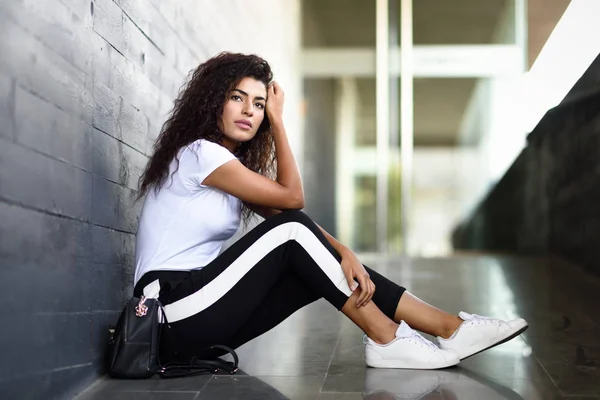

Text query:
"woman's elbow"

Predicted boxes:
[[288, 192, 305, 209], [296, 195, 305, 209]]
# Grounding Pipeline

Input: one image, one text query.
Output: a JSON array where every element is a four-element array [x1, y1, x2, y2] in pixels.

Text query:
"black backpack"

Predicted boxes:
[[107, 295, 238, 379]]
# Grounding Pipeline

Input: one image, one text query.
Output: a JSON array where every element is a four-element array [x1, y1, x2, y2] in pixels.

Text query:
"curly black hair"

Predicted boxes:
[[138, 52, 276, 225]]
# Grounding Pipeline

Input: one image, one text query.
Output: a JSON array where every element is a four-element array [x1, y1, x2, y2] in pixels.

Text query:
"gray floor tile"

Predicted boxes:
[[236, 333, 339, 364], [526, 339, 600, 396], [322, 373, 367, 394], [86, 376, 212, 392], [258, 376, 325, 400], [361, 368, 563, 400], [439, 372, 563, 400], [319, 393, 364, 400], [198, 376, 289, 400], [79, 391, 198, 400], [564, 397, 600, 400], [363, 369, 450, 398], [322, 361, 367, 392], [236, 359, 331, 377], [331, 321, 367, 366], [457, 350, 551, 382]]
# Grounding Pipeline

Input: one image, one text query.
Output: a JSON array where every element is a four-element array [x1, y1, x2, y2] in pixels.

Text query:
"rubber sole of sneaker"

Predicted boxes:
[[458, 321, 529, 361], [365, 358, 459, 370]]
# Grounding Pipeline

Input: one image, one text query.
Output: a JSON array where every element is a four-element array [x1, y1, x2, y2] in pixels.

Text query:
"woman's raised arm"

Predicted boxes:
[[203, 82, 304, 210]]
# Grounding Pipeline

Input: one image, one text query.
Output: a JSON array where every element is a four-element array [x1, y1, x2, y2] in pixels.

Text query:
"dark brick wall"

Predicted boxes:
[[0, 2, 151, 398], [453, 52, 600, 276], [0, 1, 297, 399]]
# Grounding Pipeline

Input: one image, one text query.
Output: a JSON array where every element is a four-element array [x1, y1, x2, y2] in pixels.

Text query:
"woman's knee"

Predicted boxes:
[[273, 209, 312, 225], [259, 210, 320, 238]]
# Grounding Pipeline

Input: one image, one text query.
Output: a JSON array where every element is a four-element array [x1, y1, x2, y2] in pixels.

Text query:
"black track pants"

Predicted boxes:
[[134, 210, 406, 361]]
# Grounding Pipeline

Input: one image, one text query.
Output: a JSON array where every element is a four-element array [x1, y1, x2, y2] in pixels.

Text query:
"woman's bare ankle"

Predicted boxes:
[[439, 316, 463, 339], [367, 322, 398, 345]]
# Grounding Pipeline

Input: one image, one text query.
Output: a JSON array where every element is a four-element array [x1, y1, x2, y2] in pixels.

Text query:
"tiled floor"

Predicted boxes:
[[77, 254, 600, 399]]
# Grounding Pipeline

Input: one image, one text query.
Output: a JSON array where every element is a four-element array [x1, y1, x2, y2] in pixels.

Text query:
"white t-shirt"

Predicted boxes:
[[134, 139, 241, 284]]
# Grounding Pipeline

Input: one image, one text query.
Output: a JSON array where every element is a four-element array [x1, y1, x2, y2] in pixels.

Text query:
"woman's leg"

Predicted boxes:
[[224, 263, 462, 350], [393, 292, 463, 339], [136, 210, 402, 361], [224, 270, 320, 350], [224, 267, 466, 350], [190, 225, 464, 351], [225, 268, 403, 351], [221, 263, 460, 370]]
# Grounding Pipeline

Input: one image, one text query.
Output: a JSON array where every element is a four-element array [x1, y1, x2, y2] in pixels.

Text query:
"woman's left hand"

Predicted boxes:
[[340, 249, 376, 307]]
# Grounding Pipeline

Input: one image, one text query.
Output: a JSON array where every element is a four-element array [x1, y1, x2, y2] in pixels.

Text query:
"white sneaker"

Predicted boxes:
[[435, 311, 529, 360], [365, 321, 460, 369]]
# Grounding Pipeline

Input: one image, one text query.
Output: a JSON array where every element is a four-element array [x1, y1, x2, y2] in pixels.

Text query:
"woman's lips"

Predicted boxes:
[[235, 121, 252, 130]]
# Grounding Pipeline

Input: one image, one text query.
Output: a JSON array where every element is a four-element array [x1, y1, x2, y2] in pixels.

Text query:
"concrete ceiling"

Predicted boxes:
[[302, 0, 509, 146], [302, 0, 510, 47]]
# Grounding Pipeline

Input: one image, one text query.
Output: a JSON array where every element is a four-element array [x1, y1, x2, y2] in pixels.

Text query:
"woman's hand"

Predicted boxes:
[[266, 81, 285, 123], [340, 249, 376, 307]]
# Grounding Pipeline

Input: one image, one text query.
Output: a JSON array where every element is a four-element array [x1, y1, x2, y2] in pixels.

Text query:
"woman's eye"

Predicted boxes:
[[231, 95, 242, 101], [255, 103, 265, 109]]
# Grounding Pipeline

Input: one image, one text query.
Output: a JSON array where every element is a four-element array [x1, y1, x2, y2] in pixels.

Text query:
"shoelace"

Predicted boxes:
[[407, 329, 439, 350], [464, 313, 498, 326], [364, 328, 439, 350]]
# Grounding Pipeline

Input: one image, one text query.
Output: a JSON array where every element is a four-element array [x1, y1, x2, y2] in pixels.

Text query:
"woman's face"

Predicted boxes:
[[219, 77, 267, 152]]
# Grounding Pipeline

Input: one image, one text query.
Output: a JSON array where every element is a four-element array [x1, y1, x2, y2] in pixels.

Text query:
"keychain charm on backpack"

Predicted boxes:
[[135, 296, 149, 317]]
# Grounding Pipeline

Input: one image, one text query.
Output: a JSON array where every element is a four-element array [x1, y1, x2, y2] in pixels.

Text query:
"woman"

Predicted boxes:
[[134, 52, 528, 370]]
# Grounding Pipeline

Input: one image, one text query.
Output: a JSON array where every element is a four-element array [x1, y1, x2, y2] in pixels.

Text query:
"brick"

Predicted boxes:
[[113, 0, 153, 35], [88, 263, 135, 310], [91, 174, 140, 233], [4, 259, 93, 316], [0, 201, 92, 269], [0, 14, 94, 123], [1, 312, 92, 378], [0, 0, 95, 73], [93, 82, 148, 153], [92, 81, 120, 137], [144, 122, 159, 159], [145, 136, 156, 157], [92, 38, 162, 124], [90, 225, 136, 266], [91, 127, 121, 184], [0, 72, 15, 140], [97, 0, 160, 71], [58, 0, 94, 27], [0, 138, 93, 220], [14, 86, 93, 171], [146, 0, 208, 70], [143, 43, 184, 99], [122, 143, 148, 190], [92, 0, 126, 58], [92, 128, 147, 190], [112, 0, 191, 76], [94, 0, 184, 85], [0, 205, 93, 315], [89, 310, 121, 365], [0, 363, 95, 400], [119, 100, 150, 153]]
